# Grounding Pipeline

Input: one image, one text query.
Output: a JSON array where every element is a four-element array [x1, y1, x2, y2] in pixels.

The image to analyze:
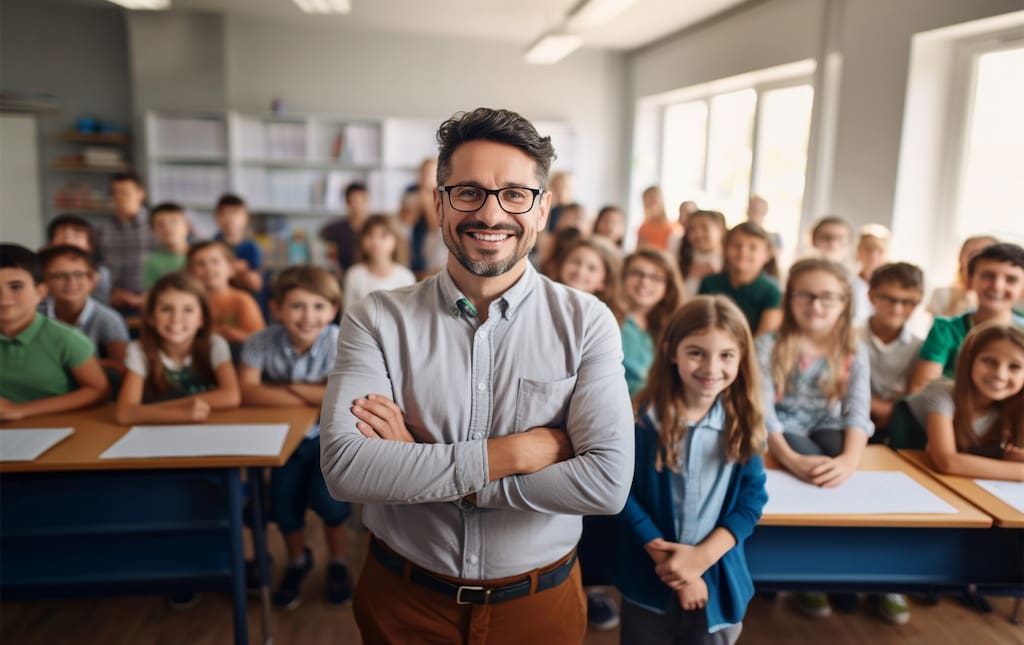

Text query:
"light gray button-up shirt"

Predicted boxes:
[[320, 262, 634, 579]]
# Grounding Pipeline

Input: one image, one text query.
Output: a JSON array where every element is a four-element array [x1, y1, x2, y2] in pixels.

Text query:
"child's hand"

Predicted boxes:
[[186, 398, 211, 422], [789, 453, 831, 483], [677, 577, 709, 611], [647, 538, 706, 588], [1003, 443, 1024, 463], [808, 455, 856, 488], [0, 397, 25, 421], [233, 259, 250, 273], [353, 394, 414, 442]]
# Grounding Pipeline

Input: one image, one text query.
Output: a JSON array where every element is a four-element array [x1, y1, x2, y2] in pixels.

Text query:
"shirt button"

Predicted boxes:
[[477, 330, 487, 339], [476, 382, 486, 392], [468, 554, 479, 564], [472, 432, 482, 439]]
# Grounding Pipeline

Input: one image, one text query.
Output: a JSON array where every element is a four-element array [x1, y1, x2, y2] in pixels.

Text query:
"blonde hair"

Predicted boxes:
[[952, 322, 1024, 453], [636, 296, 765, 471], [772, 258, 857, 401]]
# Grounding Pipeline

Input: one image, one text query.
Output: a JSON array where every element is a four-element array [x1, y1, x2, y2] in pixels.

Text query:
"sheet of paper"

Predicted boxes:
[[0, 428, 74, 462], [100, 424, 289, 460], [764, 470, 957, 515], [974, 479, 1024, 514]]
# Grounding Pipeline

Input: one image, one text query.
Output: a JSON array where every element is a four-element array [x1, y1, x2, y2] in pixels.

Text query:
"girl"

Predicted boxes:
[[614, 296, 768, 645], [342, 214, 416, 311], [557, 237, 624, 322], [678, 210, 727, 299], [636, 186, 677, 251], [756, 258, 875, 620], [115, 272, 240, 425], [622, 249, 685, 397], [187, 240, 265, 345], [593, 205, 626, 249], [926, 235, 999, 318], [699, 222, 782, 337], [909, 323, 1024, 481]]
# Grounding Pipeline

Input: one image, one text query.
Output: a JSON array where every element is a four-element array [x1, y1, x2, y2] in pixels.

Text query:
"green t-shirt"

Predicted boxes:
[[621, 315, 654, 398], [143, 248, 186, 290], [0, 314, 95, 403], [698, 271, 782, 332], [919, 311, 1024, 377]]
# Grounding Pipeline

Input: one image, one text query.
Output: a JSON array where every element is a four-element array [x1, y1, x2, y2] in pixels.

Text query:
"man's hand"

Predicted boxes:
[[647, 538, 707, 589], [677, 577, 708, 611], [515, 426, 574, 474], [352, 394, 415, 442]]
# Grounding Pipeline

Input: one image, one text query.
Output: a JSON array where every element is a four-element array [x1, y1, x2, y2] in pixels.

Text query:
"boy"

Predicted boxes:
[[97, 172, 155, 313], [143, 202, 190, 290], [910, 242, 1024, 393], [47, 214, 112, 304], [39, 245, 129, 375], [0, 244, 109, 420], [852, 224, 891, 325], [319, 182, 369, 272], [809, 215, 853, 265], [238, 265, 350, 609], [187, 240, 264, 345], [214, 194, 263, 293]]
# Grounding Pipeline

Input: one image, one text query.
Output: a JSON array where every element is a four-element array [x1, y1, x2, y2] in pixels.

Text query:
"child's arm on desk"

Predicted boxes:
[[926, 413, 1024, 481], [0, 356, 110, 420], [115, 370, 210, 424], [238, 364, 307, 407]]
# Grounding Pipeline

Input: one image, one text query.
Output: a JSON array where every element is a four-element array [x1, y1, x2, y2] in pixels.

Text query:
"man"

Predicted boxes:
[[320, 108, 634, 644], [319, 181, 370, 272], [97, 172, 155, 314]]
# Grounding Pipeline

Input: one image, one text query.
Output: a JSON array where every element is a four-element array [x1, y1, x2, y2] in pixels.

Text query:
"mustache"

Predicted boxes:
[[455, 221, 523, 236]]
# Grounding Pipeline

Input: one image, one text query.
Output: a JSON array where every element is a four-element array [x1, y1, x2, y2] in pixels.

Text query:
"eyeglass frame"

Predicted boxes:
[[790, 290, 847, 308], [438, 184, 545, 215]]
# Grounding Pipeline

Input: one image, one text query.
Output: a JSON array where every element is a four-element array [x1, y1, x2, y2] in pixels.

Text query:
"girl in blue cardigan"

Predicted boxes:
[[614, 295, 768, 645]]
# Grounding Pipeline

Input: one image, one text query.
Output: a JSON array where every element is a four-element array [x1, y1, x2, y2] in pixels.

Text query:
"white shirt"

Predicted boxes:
[[857, 323, 923, 401], [342, 263, 416, 311]]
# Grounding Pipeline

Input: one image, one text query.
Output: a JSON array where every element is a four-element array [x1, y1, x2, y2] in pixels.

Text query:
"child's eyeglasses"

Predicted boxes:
[[791, 291, 846, 308], [873, 294, 920, 309], [46, 271, 90, 282]]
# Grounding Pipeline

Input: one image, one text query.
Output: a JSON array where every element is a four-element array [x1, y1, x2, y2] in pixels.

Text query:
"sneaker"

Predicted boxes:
[[167, 592, 200, 610], [878, 593, 911, 625], [272, 548, 313, 610], [794, 592, 832, 618], [245, 555, 274, 594], [586, 589, 620, 631], [325, 562, 353, 605], [831, 592, 859, 613]]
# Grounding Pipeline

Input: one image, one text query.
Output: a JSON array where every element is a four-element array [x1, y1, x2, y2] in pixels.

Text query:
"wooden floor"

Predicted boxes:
[[3, 514, 1022, 645]]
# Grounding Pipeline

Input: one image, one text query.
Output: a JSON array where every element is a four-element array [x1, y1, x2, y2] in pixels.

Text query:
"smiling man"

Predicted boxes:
[[320, 108, 634, 644]]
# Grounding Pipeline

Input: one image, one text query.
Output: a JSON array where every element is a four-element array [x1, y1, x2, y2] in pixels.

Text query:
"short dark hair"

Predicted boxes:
[[110, 171, 144, 188], [47, 213, 102, 261], [869, 262, 924, 291], [215, 193, 247, 210], [967, 242, 1024, 277], [344, 182, 368, 202], [148, 202, 186, 226], [436, 108, 556, 188], [187, 239, 235, 264], [811, 215, 853, 241], [0, 243, 42, 284], [38, 245, 97, 273]]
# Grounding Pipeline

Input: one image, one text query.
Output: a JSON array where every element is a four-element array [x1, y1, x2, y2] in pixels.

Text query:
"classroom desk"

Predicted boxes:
[[0, 404, 319, 645], [746, 445, 1023, 594]]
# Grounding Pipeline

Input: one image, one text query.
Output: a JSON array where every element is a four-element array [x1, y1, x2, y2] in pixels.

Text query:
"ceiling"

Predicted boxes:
[[70, 0, 749, 51]]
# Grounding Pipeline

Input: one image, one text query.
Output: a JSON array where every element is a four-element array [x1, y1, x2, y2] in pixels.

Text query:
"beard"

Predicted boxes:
[[442, 217, 533, 277]]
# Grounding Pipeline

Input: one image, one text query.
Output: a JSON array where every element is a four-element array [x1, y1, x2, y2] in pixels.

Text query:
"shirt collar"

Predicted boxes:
[[1, 313, 45, 345], [438, 262, 538, 322], [866, 322, 914, 349], [645, 396, 726, 432], [45, 297, 96, 328], [281, 323, 332, 358], [113, 212, 145, 229]]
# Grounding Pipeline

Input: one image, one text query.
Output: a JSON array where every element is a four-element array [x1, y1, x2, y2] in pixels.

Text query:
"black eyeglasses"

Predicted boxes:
[[874, 294, 920, 309], [791, 290, 846, 308], [439, 185, 544, 215]]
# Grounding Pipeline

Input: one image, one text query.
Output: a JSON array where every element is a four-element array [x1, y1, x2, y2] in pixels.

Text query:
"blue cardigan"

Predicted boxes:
[[612, 409, 768, 630]]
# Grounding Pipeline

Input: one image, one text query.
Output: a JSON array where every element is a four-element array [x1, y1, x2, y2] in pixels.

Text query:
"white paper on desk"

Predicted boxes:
[[764, 470, 957, 515], [0, 428, 74, 461], [974, 479, 1024, 514], [99, 424, 289, 459]]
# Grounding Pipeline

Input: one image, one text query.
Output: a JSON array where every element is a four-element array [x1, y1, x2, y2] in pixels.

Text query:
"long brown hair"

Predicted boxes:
[[772, 258, 857, 401], [952, 322, 1024, 453], [140, 272, 215, 400], [623, 249, 684, 346], [355, 214, 409, 266], [637, 296, 765, 471], [557, 236, 625, 322], [678, 209, 727, 279]]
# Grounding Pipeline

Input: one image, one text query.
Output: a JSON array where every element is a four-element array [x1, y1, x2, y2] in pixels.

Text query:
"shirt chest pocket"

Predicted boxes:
[[513, 375, 578, 432]]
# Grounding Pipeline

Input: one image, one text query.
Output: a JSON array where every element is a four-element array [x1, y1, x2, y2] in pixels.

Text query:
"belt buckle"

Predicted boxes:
[[455, 585, 489, 605]]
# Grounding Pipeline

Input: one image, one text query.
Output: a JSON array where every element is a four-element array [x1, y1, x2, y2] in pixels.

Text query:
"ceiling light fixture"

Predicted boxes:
[[105, 0, 170, 9], [524, 32, 583, 65], [566, 0, 639, 30], [292, 0, 351, 14]]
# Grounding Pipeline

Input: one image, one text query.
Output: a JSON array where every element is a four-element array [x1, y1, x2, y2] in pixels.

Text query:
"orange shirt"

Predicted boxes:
[[636, 219, 680, 251], [206, 287, 265, 342]]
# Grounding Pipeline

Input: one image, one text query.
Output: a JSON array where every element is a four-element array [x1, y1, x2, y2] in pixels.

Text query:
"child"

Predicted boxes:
[[47, 213, 112, 304], [114, 272, 240, 425], [0, 244, 110, 420], [699, 222, 782, 337], [614, 295, 768, 645], [906, 323, 1023, 481], [214, 193, 264, 293], [39, 245, 129, 375], [636, 185, 677, 251], [98, 172, 155, 314], [678, 210, 727, 298], [808, 216, 853, 265], [239, 266, 353, 608], [745, 194, 783, 254], [342, 215, 415, 311], [756, 258, 878, 621], [622, 249, 685, 397], [926, 235, 999, 318], [143, 202, 190, 290], [540, 226, 584, 279], [556, 237, 624, 322], [320, 182, 370, 273], [860, 262, 925, 432], [911, 243, 1024, 393], [851, 224, 891, 326], [187, 241, 265, 346], [593, 205, 626, 249]]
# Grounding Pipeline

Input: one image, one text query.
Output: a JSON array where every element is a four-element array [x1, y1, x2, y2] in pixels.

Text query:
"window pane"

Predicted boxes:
[[660, 101, 707, 219], [956, 46, 1024, 244], [705, 89, 756, 224], [752, 84, 814, 270]]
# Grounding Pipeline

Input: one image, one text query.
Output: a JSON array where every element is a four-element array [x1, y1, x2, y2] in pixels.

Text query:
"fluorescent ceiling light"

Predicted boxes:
[[524, 32, 582, 64], [293, 0, 351, 14], [567, 0, 638, 30], [105, 0, 170, 9]]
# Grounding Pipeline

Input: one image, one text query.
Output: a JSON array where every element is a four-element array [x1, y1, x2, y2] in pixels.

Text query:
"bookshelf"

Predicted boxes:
[[50, 130, 132, 216]]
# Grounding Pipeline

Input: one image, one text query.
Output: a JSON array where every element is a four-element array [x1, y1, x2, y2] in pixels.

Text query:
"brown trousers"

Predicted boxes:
[[353, 541, 587, 645]]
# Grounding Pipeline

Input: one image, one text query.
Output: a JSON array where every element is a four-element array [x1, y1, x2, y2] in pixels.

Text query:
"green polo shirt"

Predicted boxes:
[[698, 271, 782, 332], [143, 248, 186, 290], [0, 314, 95, 403], [920, 311, 1024, 378]]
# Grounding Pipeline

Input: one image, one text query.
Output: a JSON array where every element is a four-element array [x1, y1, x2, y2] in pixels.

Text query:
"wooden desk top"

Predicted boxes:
[[897, 450, 1024, 529], [0, 405, 319, 473], [760, 445, 992, 528]]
